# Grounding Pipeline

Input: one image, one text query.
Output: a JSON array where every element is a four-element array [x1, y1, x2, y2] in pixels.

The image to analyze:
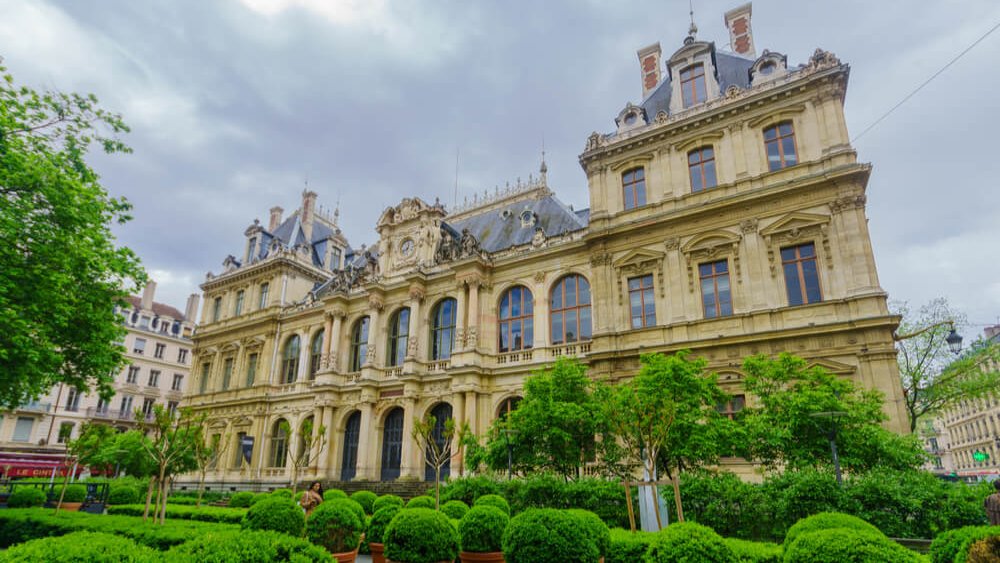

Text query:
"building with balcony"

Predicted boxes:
[[183, 3, 907, 486], [0, 281, 197, 474]]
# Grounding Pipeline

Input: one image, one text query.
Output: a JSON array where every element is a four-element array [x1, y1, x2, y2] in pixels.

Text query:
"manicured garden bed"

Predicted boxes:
[[107, 503, 247, 524]]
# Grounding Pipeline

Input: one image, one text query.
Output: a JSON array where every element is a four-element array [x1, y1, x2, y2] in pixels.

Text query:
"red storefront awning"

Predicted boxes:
[[0, 453, 78, 478]]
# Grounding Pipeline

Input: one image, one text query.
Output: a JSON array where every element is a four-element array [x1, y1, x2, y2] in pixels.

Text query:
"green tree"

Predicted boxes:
[[893, 299, 1000, 432], [737, 353, 926, 473], [0, 62, 145, 410], [412, 413, 459, 509], [138, 406, 199, 524], [189, 421, 231, 507], [284, 417, 326, 493]]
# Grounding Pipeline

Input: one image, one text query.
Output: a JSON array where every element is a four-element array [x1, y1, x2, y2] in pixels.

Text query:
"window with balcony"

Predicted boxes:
[[141, 398, 155, 418], [154, 343, 166, 359], [781, 243, 822, 306], [12, 417, 34, 442], [764, 121, 798, 171], [120, 396, 134, 418], [699, 260, 733, 318], [551, 275, 591, 345], [167, 401, 179, 415], [499, 286, 533, 353], [148, 370, 161, 388], [281, 335, 300, 384], [688, 146, 717, 192], [133, 338, 146, 355], [680, 63, 707, 107], [96, 396, 111, 414], [388, 308, 410, 367], [349, 318, 370, 372], [628, 274, 656, 328], [622, 167, 647, 211], [431, 300, 456, 361]]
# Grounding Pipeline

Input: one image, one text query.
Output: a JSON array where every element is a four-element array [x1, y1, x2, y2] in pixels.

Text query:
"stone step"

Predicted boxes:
[[321, 480, 432, 500]]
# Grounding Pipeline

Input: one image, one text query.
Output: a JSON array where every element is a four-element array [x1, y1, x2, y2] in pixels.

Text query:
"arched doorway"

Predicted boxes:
[[425, 403, 453, 482], [341, 411, 361, 481], [381, 408, 404, 481]]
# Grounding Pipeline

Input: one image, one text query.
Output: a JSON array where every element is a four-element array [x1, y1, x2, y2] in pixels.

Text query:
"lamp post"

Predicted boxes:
[[810, 410, 848, 486], [894, 320, 964, 354], [501, 426, 517, 480]]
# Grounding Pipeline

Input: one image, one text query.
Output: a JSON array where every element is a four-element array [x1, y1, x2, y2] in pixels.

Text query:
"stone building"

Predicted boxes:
[[0, 281, 197, 477], [183, 4, 907, 487]]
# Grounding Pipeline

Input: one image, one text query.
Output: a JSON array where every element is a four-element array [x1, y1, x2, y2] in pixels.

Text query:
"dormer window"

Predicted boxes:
[[680, 64, 707, 107], [519, 210, 536, 228], [758, 61, 776, 75]]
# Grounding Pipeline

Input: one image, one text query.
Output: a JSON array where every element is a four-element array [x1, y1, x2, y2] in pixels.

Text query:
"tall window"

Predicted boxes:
[[234, 290, 245, 316], [764, 122, 797, 171], [281, 335, 300, 384], [717, 394, 746, 420], [171, 373, 184, 391], [431, 299, 457, 361], [233, 432, 247, 468], [258, 283, 270, 309], [57, 422, 74, 444], [309, 330, 324, 379], [622, 167, 646, 210], [246, 353, 258, 387], [141, 398, 155, 418], [119, 395, 134, 418], [341, 411, 361, 481], [96, 396, 111, 414], [551, 275, 592, 344], [126, 366, 140, 384], [680, 63, 707, 107], [65, 387, 81, 411], [497, 396, 522, 421], [699, 260, 733, 318], [499, 286, 533, 353], [212, 297, 222, 322], [782, 243, 821, 305], [154, 343, 166, 359], [270, 420, 288, 467], [688, 147, 717, 192], [199, 363, 210, 394], [221, 358, 233, 390], [350, 317, 370, 372], [133, 338, 146, 355], [148, 369, 161, 388], [177, 349, 188, 364], [388, 308, 410, 367], [628, 274, 656, 328]]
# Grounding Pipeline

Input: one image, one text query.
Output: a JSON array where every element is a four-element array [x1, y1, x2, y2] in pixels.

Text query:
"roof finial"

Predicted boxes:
[[539, 135, 548, 182], [687, 0, 698, 42], [333, 192, 340, 226]]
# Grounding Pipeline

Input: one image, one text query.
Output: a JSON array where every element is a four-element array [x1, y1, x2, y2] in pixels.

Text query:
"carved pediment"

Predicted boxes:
[[681, 230, 743, 292], [761, 212, 833, 276], [220, 341, 240, 353], [804, 358, 856, 376], [682, 230, 741, 254], [614, 248, 666, 305], [613, 248, 665, 269], [760, 212, 830, 238]]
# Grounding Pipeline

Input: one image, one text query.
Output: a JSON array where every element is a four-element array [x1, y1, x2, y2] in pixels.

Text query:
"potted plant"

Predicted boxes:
[[458, 505, 509, 563], [384, 507, 460, 563], [306, 499, 365, 562], [59, 484, 88, 511], [368, 505, 402, 563]]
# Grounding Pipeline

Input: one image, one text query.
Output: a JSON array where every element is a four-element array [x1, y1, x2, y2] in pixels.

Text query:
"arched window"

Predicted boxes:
[[431, 299, 457, 360], [341, 411, 361, 481], [688, 146, 717, 192], [381, 408, 404, 481], [680, 63, 707, 107], [550, 275, 591, 345], [281, 335, 300, 384], [270, 419, 288, 467], [309, 329, 324, 380], [497, 396, 522, 422], [764, 121, 797, 171], [349, 317, 370, 372], [499, 286, 533, 353], [425, 403, 453, 482], [387, 308, 410, 367]]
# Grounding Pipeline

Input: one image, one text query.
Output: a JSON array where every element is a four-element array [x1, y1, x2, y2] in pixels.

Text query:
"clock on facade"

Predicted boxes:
[[400, 239, 415, 257]]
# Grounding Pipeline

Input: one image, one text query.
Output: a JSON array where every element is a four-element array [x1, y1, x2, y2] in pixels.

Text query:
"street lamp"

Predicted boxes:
[[894, 320, 963, 354], [810, 410, 848, 486], [501, 426, 518, 480], [945, 327, 964, 354]]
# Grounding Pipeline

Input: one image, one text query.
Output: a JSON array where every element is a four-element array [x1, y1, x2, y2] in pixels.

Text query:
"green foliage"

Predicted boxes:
[[383, 507, 460, 563], [0, 63, 145, 410], [228, 491, 256, 508], [60, 484, 87, 503], [164, 529, 332, 562], [502, 508, 599, 563], [966, 534, 1000, 563], [783, 527, 924, 562], [458, 505, 509, 553], [349, 490, 377, 514], [405, 495, 436, 509], [7, 486, 47, 508], [723, 538, 783, 563], [248, 492, 269, 506], [372, 494, 404, 513], [666, 470, 769, 540], [367, 506, 402, 545], [333, 498, 366, 524], [441, 499, 469, 520], [165, 495, 197, 505], [0, 531, 159, 562], [242, 496, 305, 537], [440, 475, 504, 506], [607, 528, 655, 563], [270, 488, 293, 498], [929, 526, 1000, 563], [107, 485, 140, 505], [473, 494, 510, 515], [107, 503, 247, 524], [766, 468, 849, 537], [643, 522, 735, 563], [323, 489, 347, 501], [783, 512, 883, 547], [568, 509, 611, 557], [306, 499, 363, 553]]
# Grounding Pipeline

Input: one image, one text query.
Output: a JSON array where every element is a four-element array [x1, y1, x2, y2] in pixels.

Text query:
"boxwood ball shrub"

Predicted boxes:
[[0, 531, 159, 563], [323, 489, 348, 502], [373, 494, 404, 513], [350, 490, 378, 514], [306, 499, 364, 554], [241, 496, 305, 537], [383, 507, 460, 563], [723, 538, 783, 563], [783, 512, 882, 548], [784, 527, 924, 562], [248, 493, 268, 506], [164, 529, 333, 562], [458, 505, 508, 554], [568, 509, 611, 558], [107, 485, 140, 505], [60, 484, 87, 503], [367, 505, 402, 546], [473, 494, 510, 515], [7, 487, 47, 508], [607, 529, 655, 563], [967, 534, 1000, 563], [405, 496, 436, 510], [270, 488, 293, 498], [441, 499, 470, 521], [503, 508, 599, 563], [228, 491, 255, 508], [644, 522, 735, 563], [929, 526, 1000, 563]]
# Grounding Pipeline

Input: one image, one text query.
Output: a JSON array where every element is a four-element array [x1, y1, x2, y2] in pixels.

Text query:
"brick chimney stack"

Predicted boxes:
[[301, 190, 318, 241], [140, 280, 156, 311], [185, 294, 200, 322], [269, 206, 284, 232], [637, 42, 663, 99], [724, 3, 755, 58]]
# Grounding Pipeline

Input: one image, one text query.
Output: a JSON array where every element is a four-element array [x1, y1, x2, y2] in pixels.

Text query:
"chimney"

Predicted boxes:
[[140, 280, 156, 311], [637, 42, 663, 99], [985, 325, 1000, 340], [268, 206, 284, 232], [724, 3, 756, 58], [185, 294, 200, 322], [301, 190, 318, 241]]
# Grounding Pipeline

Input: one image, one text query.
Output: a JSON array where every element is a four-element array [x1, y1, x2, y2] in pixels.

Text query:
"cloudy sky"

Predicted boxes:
[[3, 0, 999, 339]]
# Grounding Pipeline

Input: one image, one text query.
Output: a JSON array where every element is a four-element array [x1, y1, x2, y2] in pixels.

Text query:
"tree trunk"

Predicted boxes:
[[53, 460, 72, 514], [142, 477, 156, 521], [156, 464, 168, 525], [196, 469, 206, 508], [671, 472, 684, 523], [159, 477, 169, 524], [434, 465, 441, 510]]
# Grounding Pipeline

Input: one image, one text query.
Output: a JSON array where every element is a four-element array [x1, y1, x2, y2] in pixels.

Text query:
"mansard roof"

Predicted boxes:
[[445, 192, 588, 253], [243, 210, 348, 270]]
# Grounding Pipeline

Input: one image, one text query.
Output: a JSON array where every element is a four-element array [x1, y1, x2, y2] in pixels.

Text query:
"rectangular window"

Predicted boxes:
[[764, 122, 798, 171], [154, 343, 166, 359], [212, 297, 222, 322], [699, 260, 733, 318], [139, 316, 150, 329], [246, 353, 259, 387], [717, 394, 746, 420], [199, 363, 211, 394], [64, 388, 81, 412], [12, 417, 34, 442], [119, 396, 134, 419], [330, 248, 341, 269], [781, 243, 822, 306], [172, 373, 184, 391], [148, 370, 160, 388], [259, 283, 270, 309], [126, 365, 140, 384], [167, 401, 179, 415], [177, 349, 188, 364], [57, 422, 74, 444], [234, 290, 245, 316], [141, 398, 155, 418], [622, 167, 647, 211], [628, 274, 656, 329], [96, 395, 112, 414], [221, 357, 234, 391], [233, 432, 247, 468], [688, 147, 717, 192], [133, 338, 146, 355], [680, 63, 707, 107]]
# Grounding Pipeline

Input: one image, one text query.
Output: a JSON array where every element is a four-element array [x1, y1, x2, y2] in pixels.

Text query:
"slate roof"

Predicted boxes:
[[126, 296, 186, 321], [639, 46, 754, 122], [446, 193, 589, 253], [245, 211, 345, 269]]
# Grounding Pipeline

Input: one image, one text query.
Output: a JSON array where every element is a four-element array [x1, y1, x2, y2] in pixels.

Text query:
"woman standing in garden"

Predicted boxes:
[[300, 481, 323, 516]]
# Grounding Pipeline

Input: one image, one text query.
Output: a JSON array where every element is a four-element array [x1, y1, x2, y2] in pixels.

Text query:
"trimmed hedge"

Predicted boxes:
[[270, 488, 293, 498], [306, 499, 364, 553], [373, 494, 404, 513], [503, 508, 599, 563], [60, 484, 87, 503], [441, 499, 470, 520], [165, 496, 198, 505], [929, 525, 1000, 563], [474, 494, 511, 515], [644, 522, 735, 563], [607, 528, 655, 563], [783, 512, 883, 547], [164, 529, 332, 562], [323, 489, 348, 502], [405, 496, 436, 510], [7, 487, 47, 508], [384, 507, 460, 563], [783, 527, 924, 562], [0, 531, 159, 562], [107, 485, 140, 505], [724, 538, 783, 563], [367, 505, 402, 545], [458, 505, 509, 553], [568, 509, 611, 558], [228, 491, 257, 508], [242, 496, 305, 537], [350, 490, 377, 514], [108, 503, 247, 524]]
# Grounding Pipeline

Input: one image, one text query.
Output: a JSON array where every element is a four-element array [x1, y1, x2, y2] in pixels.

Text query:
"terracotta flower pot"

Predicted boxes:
[[370, 542, 386, 563], [58, 502, 83, 511], [330, 548, 359, 563], [460, 551, 506, 563]]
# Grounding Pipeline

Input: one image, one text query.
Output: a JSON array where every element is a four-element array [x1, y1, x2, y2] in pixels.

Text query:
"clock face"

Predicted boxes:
[[400, 239, 415, 257]]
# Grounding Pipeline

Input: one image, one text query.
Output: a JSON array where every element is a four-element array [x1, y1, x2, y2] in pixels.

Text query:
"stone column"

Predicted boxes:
[[406, 285, 425, 361], [400, 397, 418, 478], [465, 391, 478, 435], [466, 279, 481, 350], [320, 314, 333, 368], [296, 330, 310, 383], [328, 309, 345, 373], [364, 296, 384, 367], [355, 402, 375, 479], [532, 273, 549, 349], [454, 282, 467, 351]]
